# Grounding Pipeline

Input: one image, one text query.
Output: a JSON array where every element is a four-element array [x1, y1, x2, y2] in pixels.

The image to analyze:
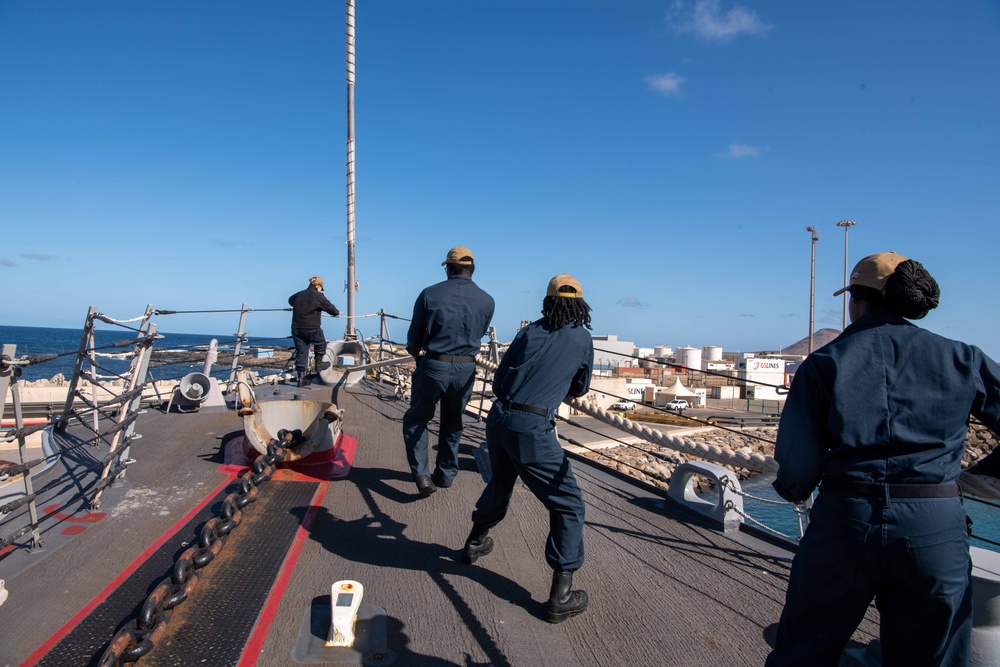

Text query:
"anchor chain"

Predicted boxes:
[[96, 441, 287, 667]]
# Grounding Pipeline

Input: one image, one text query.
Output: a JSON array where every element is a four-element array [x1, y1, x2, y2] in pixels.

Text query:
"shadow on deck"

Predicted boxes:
[[257, 380, 878, 666], [0, 380, 879, 667]]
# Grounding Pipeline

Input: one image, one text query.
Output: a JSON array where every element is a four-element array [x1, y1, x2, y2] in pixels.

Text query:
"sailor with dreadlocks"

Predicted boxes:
[[461, 274, 595, 624]]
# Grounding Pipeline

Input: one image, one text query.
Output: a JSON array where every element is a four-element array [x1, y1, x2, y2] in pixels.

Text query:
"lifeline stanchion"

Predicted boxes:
[[228, 303, 251, 384], [0, 343, 44, 551]]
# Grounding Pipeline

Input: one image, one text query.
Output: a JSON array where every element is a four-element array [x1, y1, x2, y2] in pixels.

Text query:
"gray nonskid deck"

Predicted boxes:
[[0, 382, 879, 666], [257, 383, 878, 666], [0, 408, 242, 666]]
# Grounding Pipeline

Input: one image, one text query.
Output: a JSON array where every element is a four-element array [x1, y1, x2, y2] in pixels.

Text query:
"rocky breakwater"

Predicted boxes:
[[579, 422, 999, 495], [4, 376, 182, 419], [578, 427, 777, 494], [964, 421, 1000, 470], [149, 347, 294, 371]]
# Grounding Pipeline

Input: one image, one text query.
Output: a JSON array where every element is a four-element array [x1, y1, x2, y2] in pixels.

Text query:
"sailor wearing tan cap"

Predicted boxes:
[[462, 274, 594, 624], [767, 252, 1000, 666], [287, 276, 341, 387], [403, 246, 495, 497]]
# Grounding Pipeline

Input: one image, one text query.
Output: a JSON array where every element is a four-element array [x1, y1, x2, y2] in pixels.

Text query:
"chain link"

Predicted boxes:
[[720, 477, 796, 506], [97, 442, 287, 666], [721, 478, 811, 539], [725, 501, 800, 541]]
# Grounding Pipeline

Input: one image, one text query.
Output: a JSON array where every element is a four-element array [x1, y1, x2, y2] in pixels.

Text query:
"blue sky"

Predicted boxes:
[[2, 1, 999, 356]]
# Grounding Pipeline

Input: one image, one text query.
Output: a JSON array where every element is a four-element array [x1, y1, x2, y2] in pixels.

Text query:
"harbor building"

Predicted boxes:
[[735, 353, 788, 401]]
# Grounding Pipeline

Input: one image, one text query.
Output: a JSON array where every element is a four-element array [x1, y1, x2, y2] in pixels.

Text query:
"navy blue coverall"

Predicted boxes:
[[402, 275, 495, 483], [288, 287, 340, 372], [766, 310, 1000, 667], [471, 317, 594, 573]]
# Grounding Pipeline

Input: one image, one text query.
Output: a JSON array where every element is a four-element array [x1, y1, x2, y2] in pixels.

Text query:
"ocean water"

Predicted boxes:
[[0, 325, 291, 383], [740, 473, 1000, 555]]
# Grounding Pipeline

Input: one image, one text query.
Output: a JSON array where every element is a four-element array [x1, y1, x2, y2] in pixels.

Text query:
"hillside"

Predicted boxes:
[[778, 328, 842, 356]]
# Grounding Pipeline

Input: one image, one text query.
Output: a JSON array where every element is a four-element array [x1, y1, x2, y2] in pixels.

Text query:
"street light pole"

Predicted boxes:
[[836, 219, 857, 330], [806, 226, 819, 354]]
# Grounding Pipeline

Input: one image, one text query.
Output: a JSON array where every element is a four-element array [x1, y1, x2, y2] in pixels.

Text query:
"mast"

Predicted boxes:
[[345, 0, 357, 339]]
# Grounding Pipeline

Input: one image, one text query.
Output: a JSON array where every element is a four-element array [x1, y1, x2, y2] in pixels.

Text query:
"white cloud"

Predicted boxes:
[[644, 72, 687, 97], [617, 296, 650, 308], [668, 0, 772, 42], [719, 142, 767, 159]]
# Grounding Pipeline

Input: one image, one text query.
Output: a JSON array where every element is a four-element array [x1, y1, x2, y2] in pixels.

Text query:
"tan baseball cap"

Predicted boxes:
[[309, 276, 324, 288], [833, 252, 908, 296], [547, 274, 583, 298], [442, 246, 475, 266]]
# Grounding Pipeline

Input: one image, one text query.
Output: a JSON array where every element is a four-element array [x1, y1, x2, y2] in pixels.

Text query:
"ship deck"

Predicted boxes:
[[0, 380, 879, 666]]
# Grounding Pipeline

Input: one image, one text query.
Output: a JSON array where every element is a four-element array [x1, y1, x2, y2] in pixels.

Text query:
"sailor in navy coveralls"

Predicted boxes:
[[403, 246, 495, 498], [462, 274, 595, 624], [766, 252, 1000, 667], [287, 276, 340, 387]]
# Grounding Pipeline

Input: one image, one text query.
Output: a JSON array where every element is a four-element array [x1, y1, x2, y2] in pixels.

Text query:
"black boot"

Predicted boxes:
[[461, 525, 494, 564], [297, 370, 310, 388], [314, 354, 331, 373], [544, 571, 588, 623]]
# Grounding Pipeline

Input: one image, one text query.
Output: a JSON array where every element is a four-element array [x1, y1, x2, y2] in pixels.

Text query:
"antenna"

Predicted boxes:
[[836, 219, 857, 330], [345, 0, 357, 340], [806, 226, 819, 354]]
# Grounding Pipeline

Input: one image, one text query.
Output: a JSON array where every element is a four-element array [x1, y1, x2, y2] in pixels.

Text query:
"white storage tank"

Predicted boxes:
[[654, 345, 673, 358], [703, 345, 723, 362], [676, 346, 702, 372], [640, 357, 659, 370]]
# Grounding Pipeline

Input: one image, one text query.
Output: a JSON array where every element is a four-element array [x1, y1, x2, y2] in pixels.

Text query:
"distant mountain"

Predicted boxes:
[[778, 328, 842, 356]]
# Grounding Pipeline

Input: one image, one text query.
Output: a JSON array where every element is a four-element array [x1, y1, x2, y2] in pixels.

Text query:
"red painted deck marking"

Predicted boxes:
[[41, 505, 106, 523], [60, 526, 88, 536], [19, 476, 232, 667], [0, 544, 15, 558], [218, 432, 358, 481], [237, 480, 330, 667]]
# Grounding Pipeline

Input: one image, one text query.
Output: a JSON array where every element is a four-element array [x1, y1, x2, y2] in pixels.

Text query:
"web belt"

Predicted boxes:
[[820, 480, 961, 498], [497, 400, 556, 420], [424, 352, 476, 363]]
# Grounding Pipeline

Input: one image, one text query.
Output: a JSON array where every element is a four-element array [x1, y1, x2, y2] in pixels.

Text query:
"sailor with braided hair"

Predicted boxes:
[[766, 252, 1000, 666], [461, 274, 594, 624], [541, 287, 593, 331]]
